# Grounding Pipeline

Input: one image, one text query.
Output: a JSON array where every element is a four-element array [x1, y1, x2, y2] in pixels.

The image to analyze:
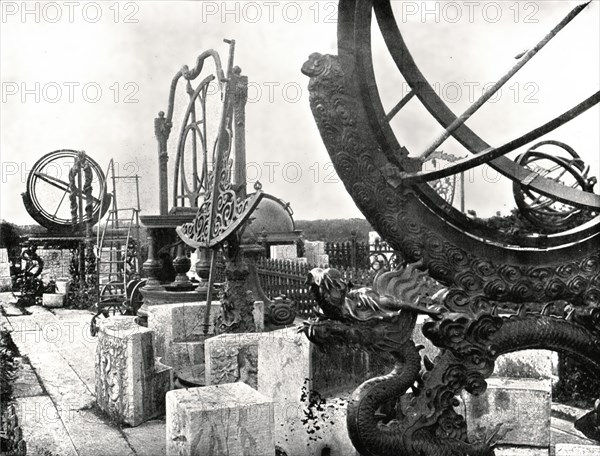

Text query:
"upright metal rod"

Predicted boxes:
[[201, 39, 236, 335], [202, 249, 217, 335], [420, 1, 591, 161]]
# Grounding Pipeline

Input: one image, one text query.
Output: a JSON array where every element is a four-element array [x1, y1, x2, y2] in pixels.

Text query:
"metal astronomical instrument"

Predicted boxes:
[[301, 1, 600, 455], [22, 149, 111, 232]]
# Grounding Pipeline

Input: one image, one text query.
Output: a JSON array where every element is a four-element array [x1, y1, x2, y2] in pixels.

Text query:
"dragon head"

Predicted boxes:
[[301, 267, 444, 352]]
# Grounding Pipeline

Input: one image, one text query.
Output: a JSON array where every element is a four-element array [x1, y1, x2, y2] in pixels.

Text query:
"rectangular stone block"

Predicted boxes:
[[463, 378, 551, 447], [166, 383, 273, 456], [205, 333, 259, 389], [258, 327, 311, 454], [168, 341, 205, 371], [495, 446, 549, 456], [257, 327, 361, 456], [96, 316, 173, 426], [170, 301, 222, 342], [270, 244, 297, 260], [0, 260, 10, 278], [0, 276, 12, 290], [304, 240, 326, 256], [555, 443, 600, 455], [202, 328, 373, 455], [253, 300, 265, 332], [494, 350, 553, 380], [304, 241, 326, 266], [147, 301, 221, 372], [37, 249, 70, 282], [54, 279, 72, 295], [315, 254, 329, 266], [42, 293, 65, 308]]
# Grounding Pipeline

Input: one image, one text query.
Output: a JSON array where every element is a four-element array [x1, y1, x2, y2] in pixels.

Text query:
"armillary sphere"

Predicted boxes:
[[301, 1, 600, 455], [335, 0, 599, 247], [22, 150, 111, 232], [513, 140, 597, 231]]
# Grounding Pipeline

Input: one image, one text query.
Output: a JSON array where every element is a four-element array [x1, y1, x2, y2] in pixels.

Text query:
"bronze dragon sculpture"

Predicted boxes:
[[299, 1, 600, 454]]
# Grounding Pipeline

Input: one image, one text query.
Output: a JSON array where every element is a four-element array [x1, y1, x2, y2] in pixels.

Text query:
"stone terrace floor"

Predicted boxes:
[[0, 291, 598, 456]]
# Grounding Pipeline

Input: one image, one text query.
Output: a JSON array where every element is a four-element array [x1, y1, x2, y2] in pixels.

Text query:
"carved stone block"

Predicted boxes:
[[147, 301, 222, 372], [166, 383, 274, 456], [555, 443, 600, 455], [95, 316, 173, 426], [203, 327, 372, 455], [205, 333, 259, 389], [463, 378, 551, 447]]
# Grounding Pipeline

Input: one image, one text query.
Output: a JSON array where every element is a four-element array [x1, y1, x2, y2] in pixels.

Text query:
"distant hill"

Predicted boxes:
[[295, 218, 374, 243]]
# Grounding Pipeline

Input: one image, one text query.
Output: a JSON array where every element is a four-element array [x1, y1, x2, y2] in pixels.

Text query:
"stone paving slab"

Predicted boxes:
[[60, 409, 137, 456], [8, 308, 63, 334], [14, 395, 78, 456], [26, 350, 95, 411], [122, 419, 167, 456], [1, 298, 28, 317], [9, 311, 95, 355], [63, 346, 97, 393], [13, 357, 44, 398]]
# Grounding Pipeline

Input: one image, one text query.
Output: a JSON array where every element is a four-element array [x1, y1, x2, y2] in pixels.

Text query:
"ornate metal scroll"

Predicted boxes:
[[175, 41, 264, 336], [176, 45, 263, 249]]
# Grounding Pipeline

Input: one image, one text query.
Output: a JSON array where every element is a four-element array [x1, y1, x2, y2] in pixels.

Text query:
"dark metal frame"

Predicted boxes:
[[301, 1, 600, 454]]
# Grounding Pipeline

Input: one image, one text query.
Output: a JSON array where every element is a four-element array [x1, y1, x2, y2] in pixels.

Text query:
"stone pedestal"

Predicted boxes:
[[95, 316, 173, 426], [166, 383, 274, 456], [42, 293, 65, 308], [203, 327, 369, 455], [257, 327, 361, 456], [463, 378, 551, 447], [147, 301, 222, 372]]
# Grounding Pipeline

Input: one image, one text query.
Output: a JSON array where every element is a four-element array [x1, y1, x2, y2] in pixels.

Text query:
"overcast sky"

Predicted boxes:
[[1, 0, 598, 226]]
